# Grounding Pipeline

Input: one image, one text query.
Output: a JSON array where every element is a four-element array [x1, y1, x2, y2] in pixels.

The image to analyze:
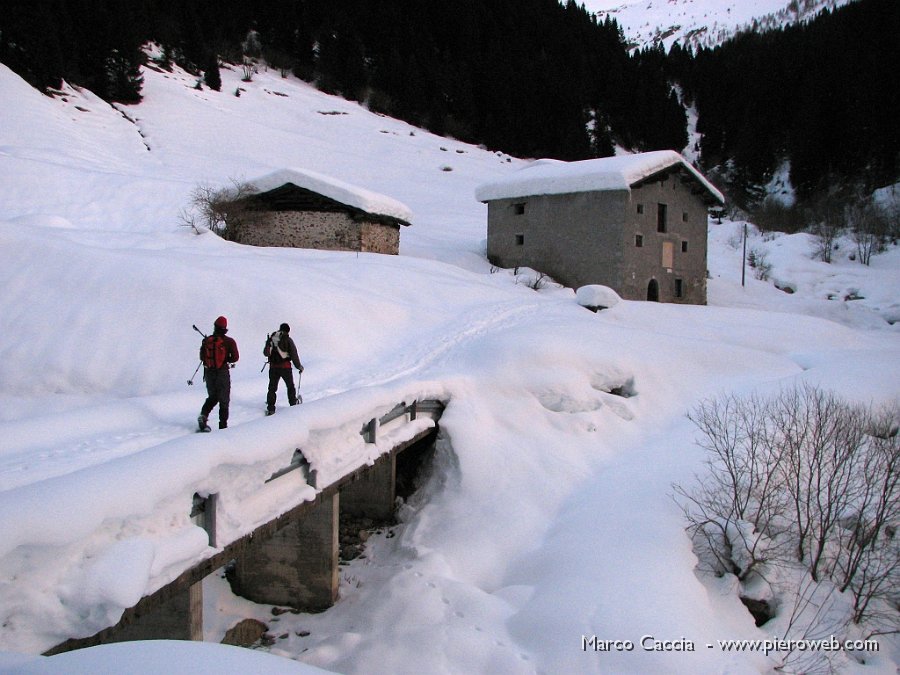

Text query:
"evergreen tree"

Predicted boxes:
[[315, 14, 367, 102], [203, 53, 221, 91], [104, 48, 144, 103]]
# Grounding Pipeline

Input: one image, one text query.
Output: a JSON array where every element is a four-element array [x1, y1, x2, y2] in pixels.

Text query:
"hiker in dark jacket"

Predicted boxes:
[[198, 316, 239, 432], [264, 322, 303, 415]]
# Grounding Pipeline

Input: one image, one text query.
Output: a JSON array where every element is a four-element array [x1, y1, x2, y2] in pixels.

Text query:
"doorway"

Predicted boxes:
[[647, 279, 659, 302]]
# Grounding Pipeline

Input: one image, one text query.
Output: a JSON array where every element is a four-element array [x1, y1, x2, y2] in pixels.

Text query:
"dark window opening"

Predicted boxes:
[[682, 211, 689, 222], [657, 203, 667, 233], [681, 240, 688, 253], [675, 278, 684, 298], [636, 203, 644, 214], [635, 234, 643, 247], [515, 234, 524, 246], [513, 203, 525, 215]]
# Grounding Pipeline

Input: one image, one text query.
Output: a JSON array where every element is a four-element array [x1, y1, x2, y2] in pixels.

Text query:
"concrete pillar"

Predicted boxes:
[[340, 454, 396, 521], [231, 493, 339, 612], [105, 582, 202, 643]]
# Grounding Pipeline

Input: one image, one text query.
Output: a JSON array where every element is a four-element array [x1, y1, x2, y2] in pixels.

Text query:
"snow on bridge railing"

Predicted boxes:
[[268, 398, 444, 488]]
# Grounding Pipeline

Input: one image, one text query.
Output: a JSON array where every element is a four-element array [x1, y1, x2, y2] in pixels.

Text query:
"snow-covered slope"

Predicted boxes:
[[0, 58, 898, 673], [584, 0, 857, 50]]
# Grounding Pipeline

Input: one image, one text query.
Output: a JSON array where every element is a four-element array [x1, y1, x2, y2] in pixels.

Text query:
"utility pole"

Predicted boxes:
[[741, 222, 747, 287]]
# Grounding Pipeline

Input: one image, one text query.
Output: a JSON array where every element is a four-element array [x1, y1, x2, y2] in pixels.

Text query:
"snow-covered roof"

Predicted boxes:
[[475, 150, 725, 205], [247, 168, 414, 225]]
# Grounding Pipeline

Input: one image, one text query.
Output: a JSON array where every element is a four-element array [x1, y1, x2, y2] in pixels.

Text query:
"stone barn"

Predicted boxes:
[[234, 168, 412, 255], [476, 151, 725, 304]]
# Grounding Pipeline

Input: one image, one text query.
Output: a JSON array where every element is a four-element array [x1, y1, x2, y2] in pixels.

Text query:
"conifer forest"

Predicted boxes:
[[2, 0, 897, 205]]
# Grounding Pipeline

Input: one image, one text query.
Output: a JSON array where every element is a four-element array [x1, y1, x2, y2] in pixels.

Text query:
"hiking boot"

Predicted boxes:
[[219, 421, 227, 429], [197, 415, 211, 432], [265, 409, 275, 416]]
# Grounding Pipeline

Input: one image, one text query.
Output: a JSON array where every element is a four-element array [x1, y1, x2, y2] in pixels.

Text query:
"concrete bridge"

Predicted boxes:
[[45, 398, 445, 655]]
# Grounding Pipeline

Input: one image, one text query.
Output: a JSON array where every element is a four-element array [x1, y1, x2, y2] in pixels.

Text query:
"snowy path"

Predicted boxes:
[[0, 293, 551, 492]]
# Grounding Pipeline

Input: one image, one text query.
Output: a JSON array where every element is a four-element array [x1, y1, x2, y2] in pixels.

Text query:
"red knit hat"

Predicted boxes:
[[214, 316, 228, 329]]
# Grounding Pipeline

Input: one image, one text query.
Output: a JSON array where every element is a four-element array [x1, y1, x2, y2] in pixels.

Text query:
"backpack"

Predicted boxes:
[[267, 331, 290, 362], [202, 335, 228, 369]]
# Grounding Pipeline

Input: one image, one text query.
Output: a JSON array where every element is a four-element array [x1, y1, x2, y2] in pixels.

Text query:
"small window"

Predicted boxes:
[[635, 234, 643, 247], [513, 203, 526, 215], [675, 278, 684, 298], [636, 203, 644, 214], [657, 203, 667, 233], [515, 234, 524, 246], [682, 211, 689, 222], [681, 240, 688, 253]]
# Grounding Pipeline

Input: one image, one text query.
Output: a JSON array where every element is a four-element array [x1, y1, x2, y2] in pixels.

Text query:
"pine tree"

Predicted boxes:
[[203, 53, 221, 91], [104, 47, 144, 103]]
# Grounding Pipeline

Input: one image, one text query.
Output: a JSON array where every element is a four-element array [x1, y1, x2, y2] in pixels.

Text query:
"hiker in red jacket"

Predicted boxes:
[[198, 316, 239, 432], [264, 322, 304, 415]]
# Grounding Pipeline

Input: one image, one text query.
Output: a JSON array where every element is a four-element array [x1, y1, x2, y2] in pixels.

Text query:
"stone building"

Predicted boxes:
[[476, 151, 725, 304], [234, 168, 412, 255]]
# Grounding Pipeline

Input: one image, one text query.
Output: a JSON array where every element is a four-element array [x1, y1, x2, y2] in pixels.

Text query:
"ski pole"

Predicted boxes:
[[187, 361, 202, 385], [189, 324, 208, 385]]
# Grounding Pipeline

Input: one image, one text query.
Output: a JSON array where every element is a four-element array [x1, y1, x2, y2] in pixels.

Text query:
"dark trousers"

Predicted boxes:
[[267, 367, 297, 411], [201, 367, 231, 427]]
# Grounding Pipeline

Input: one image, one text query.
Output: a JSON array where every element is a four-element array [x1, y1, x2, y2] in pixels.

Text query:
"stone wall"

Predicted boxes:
[[238, 211, 400, 254], [619, 173, 709, 304], [486, 190, 628, 291], [360, 221, 400, 254]]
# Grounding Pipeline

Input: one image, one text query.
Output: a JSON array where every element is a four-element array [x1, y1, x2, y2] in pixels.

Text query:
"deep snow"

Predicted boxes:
[[0, 53, 898, 675]]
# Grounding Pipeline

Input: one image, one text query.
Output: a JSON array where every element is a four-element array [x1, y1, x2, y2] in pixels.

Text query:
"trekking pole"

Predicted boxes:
[[187, 361, 202, 386], [260, 333, 275, 372], [188, 324, 208, 385]]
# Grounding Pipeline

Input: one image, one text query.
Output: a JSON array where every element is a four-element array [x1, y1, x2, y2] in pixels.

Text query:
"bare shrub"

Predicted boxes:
[[524, 272, 548, 291], [846, 199, 890, 266], [241, 58, 256, 82], [774, 578, 844, 674], [832, 405, 900, 626], [179, 180, 259, 241], [769, 385, 870, 581], [805, 196, 843, 263], [513, 269, 549, 291], [676, 391, 792, 581], [676, 385, 900, 639]]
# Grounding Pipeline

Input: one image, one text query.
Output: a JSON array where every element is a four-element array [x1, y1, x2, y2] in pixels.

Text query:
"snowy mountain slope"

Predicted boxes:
[[0, 58, 898, 673], [583, 0, 857, 50]]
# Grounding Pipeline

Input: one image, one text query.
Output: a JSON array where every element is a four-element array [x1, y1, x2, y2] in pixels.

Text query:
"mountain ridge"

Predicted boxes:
[[583, 0, 857, 50]]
